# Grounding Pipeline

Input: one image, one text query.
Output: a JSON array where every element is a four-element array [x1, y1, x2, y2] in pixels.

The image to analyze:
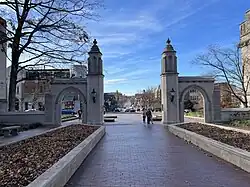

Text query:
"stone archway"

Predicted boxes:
[[54, 86, 87, 125], [179, 85, 213, 123]]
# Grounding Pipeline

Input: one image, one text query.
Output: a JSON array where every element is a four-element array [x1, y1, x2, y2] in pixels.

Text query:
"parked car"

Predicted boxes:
[[130, 109, 136, 112], [137, 108, 140, 112], [25, 109, 37, 112], [125, 109, 130, 112], [62, 109, 76, 115], [114, 108, 120, 112], [184, 109, 191, 113]]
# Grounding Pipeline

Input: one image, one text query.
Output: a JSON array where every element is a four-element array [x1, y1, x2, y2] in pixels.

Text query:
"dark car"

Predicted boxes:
[[62, 109, 76, 115], [130, 109, 136, 112]]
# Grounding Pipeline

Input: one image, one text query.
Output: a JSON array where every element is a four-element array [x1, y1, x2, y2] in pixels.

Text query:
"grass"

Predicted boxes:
[[61, 114, 76, 119], [185, 111, 204, 118]]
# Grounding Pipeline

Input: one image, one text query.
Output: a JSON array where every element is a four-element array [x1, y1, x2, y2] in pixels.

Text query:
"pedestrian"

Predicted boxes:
[[146, 108, 152, 125], [78, 109, 82, 121], [142, 108, 146, 123]]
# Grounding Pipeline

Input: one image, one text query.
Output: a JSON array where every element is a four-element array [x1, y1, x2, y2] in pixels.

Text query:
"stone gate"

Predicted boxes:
[[161, 39, 221, 124], [44, 39, 104, 126]]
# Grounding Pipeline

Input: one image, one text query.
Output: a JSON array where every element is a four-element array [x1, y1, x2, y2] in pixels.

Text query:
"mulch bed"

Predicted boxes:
[[0, 124, 99, 187], [178, 123, 250, 152]]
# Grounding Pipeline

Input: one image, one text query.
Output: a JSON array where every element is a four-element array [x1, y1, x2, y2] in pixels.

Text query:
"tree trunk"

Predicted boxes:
[[8, 58, 18, 111], [243, 101, 248, 108]]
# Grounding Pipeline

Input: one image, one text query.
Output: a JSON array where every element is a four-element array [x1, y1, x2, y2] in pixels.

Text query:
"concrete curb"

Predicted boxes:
[[184, 116, 204, 122], [61, 117, 79, 123], [27, 126, 106, 187], [167, 124, 250, 173], [61, 117, 79, 122]]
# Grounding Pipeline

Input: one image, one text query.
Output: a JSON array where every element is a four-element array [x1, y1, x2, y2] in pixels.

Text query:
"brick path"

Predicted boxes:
[[66, 114, 250, 187]]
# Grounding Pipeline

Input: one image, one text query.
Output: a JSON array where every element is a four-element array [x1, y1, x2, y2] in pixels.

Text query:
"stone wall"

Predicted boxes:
[[0, 111, 45, 125], [221, 108, 250, 122]]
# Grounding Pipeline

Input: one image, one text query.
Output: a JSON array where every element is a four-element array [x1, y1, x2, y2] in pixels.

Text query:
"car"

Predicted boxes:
[[125, 109, 130, 112], [24, 109, 37, 112], [62, 109, 76, 115], [130, 109, 136, 112], [114, 108, 120, 112]]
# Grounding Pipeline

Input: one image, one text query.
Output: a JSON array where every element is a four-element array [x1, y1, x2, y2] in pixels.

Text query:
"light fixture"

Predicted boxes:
[[91, 88, 97, 103], [170, 88, 175, 102]]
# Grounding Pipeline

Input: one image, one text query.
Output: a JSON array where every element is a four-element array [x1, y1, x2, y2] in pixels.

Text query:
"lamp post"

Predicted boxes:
[[91, 89, 97, 103], [170, 88, 175, 102]]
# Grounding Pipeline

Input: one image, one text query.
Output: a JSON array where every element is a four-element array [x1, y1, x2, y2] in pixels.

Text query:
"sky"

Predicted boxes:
[[84, 0, 250, 95]]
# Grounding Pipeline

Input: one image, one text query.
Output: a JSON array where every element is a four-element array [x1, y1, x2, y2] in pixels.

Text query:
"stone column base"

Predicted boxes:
[[0, 99, 7, 112]]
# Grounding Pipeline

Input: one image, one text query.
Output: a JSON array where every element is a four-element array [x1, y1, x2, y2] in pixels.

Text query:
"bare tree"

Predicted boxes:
[[193, 45, 250, 108], [0, 0, 102, 111], [140, 87, 155, 108]]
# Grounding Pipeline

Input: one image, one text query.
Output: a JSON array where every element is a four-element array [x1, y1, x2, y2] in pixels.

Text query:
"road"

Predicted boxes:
[[66, 113, 250, 187]]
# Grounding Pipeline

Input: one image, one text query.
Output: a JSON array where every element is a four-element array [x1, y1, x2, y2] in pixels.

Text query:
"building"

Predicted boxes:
[[184, 89, 203, 110], [215, 82, 241, 108], [239, 9, 250, 106], [70, 64, 87, 78], [6, 67, 71, 111], [0, 17, 7, 112]]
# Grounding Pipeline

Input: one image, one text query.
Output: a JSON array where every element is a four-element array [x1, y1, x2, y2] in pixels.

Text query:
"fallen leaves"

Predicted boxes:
[[178, 123, 250, 152], [0, 124, 99, 187]]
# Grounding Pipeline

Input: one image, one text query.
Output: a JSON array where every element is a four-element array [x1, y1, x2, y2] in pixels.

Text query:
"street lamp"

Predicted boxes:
[[91, 89, 97, 103], [170, 88, 175, 102]]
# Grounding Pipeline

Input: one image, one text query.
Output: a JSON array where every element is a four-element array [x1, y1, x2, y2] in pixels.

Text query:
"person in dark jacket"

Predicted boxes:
[[146, 109, 152, 124], [142, 108, 146, 123], [78, 109, 82, 121]]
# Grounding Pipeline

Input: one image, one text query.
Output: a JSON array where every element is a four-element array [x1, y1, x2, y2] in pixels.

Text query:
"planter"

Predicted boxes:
[[167, 123, 250, 173], [0, 124, 105, 187]]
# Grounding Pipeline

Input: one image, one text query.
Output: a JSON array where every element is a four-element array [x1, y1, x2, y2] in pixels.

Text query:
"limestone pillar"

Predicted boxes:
[[161, 39, 179, 124], [86, 39, 104, 125]]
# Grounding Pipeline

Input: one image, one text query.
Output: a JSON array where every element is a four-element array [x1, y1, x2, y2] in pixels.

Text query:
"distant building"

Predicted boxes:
[[184, 89, 203, 110], [239, 9, 250, 106], [6, 67, 71, 111], [0, 17, 7, 112], [70, 64, 87, 78], [214, 82, 241, 108]]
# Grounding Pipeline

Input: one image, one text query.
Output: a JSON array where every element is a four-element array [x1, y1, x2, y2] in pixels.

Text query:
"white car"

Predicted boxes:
[[25, 109, 37, 112]]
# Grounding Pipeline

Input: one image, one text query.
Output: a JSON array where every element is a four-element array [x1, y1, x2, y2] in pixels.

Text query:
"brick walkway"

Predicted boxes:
[[66, 116, 250, 187]]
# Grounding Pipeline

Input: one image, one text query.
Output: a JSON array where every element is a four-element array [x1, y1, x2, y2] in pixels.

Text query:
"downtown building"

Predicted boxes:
[[6, 64, 87, 111]]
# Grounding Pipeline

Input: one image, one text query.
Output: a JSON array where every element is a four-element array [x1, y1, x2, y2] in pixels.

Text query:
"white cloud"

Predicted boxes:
[[104, 78, 127, 85]]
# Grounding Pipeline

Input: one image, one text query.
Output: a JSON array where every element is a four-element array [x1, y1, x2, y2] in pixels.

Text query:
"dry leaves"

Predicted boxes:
[[0, 124, 98, 187], [179, 123, 250, 152]]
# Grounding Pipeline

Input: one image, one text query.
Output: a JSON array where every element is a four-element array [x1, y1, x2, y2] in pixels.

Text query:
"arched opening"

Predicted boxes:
[[179, 85, 212, 123], [54, 86, 87, 125]]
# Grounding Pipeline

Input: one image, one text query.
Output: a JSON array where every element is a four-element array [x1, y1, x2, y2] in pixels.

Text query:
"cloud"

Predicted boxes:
[[104, 78, 127, 85]]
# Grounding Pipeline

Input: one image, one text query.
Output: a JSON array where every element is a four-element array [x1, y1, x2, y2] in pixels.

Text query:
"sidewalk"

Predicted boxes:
[[66, 116, 250, 187]]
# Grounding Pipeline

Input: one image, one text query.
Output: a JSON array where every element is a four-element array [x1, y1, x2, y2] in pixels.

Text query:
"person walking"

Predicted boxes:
[[146, 108, 152, 125], [77, 109, 82, 121], [142, 108, 146, 123]]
